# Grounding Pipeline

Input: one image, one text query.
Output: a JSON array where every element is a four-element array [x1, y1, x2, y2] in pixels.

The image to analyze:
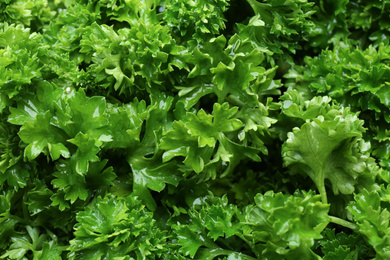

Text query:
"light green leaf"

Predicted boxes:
[[51, 160, 89, 204], [68, 133, 100, 174], [18, 111, 69, 161], [186, 103, 243, 148], [282, 105, 375, 203]]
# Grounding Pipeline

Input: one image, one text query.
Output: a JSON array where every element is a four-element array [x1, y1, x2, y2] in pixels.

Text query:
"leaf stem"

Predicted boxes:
[[57, 245, 69, 251], [108, 95, 122, 104], [319, 186, 327, 204], [317, 175, 328, 204], [9, 214, 29, 225], [237, 233, 259, 257], [227, 94, 246, 107], [329, 216, 358, 231]]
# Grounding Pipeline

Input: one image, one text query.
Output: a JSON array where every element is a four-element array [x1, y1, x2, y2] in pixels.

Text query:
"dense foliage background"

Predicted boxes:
[[2, 0, 390, 259]]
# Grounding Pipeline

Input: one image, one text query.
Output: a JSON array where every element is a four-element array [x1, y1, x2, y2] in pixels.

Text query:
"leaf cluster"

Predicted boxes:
[[2, 0, 390, 259]]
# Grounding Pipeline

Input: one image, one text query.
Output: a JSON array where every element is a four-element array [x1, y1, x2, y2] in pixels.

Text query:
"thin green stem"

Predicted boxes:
[[22, 192, 31, 223], [237, 233, 259, 257], [57, 245, 69, 252], [9, 214, 30, 225], [108, 95, 122, 105], [227, 95, 246, 107], [317, 176, 328, 205], [329, 216, 359, 231]]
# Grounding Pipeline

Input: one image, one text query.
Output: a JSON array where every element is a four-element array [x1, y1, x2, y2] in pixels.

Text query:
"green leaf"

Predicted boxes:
[[236, 103, 277, 147], [51, 159, 89, 204], [0, 159, 30, 190], [85, 160, 117, 195], [106, 98, 148, 149], [19, 111, 70, 161], [69, 194, 167, 259], [56, 89, 110, 145], [68, 133, 100, 175], [25, 180, 53, 216], [161, 102, 261, 179], [0, 226, 61, 260], [282, 104, 378, 203], [201, 195, 240, 240], [117, 93, 183, 210], [347, 188, 390, 258], [0, 46, 41, 98], [129, 154, 181, 211], [75, 195, 129, 237], [242, 190, 330, 259], [215, 134, 262, 177], [172, 194, 239, 257], [281, 90, 333, 121], [161, 120, 211, 173], [242, 0, 315, 60], [163, 0, 229, 43], [175, 224, 209, 258], [0, 191, 18, 251], [186, 103, 243, 147], [8, 81, 62, 126], [293, 43, 390, 171], [318, 228, 371, 260], [50, 192, 70, 211], [33, 241, 62, 260], [81, 20, 184, 95]]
